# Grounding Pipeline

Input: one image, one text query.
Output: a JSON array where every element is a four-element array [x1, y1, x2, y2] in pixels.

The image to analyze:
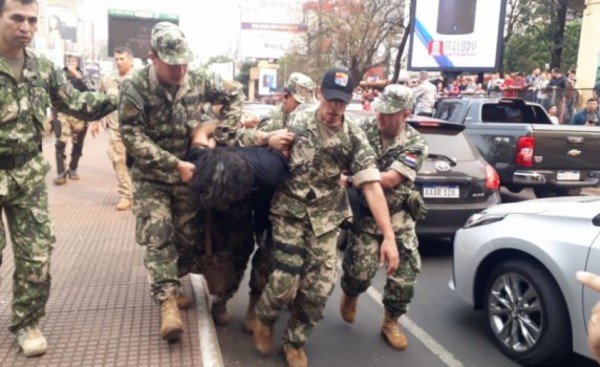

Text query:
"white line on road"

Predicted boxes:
[[337, 261, 464, 367]]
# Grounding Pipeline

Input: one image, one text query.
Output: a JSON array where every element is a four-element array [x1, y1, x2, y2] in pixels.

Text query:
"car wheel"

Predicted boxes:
[[483, 260, 571, 366]]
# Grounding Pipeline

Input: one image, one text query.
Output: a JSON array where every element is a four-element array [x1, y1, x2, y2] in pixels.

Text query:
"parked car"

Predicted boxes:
[[452, 196, 600, 365], [346, 111, 502, 238], [434, 97, 600, 198]]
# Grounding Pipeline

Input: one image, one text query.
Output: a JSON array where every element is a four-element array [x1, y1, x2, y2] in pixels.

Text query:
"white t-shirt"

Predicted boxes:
[[414, 80, 437, 114]]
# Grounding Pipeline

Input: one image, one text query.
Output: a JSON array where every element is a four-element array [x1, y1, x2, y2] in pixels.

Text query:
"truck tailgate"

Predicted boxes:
[[531, 125, 600, 171]]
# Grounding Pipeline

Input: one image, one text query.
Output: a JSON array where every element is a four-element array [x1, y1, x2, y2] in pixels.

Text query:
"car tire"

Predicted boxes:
[[483, 260, 571, 366]]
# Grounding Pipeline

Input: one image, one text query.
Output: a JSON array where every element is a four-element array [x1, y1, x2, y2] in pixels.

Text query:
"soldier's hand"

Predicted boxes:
[[268, 131, 295, 152], [577, 271, 600, 364], [380, 237, 399, 276], [177, 161, 196, 183]]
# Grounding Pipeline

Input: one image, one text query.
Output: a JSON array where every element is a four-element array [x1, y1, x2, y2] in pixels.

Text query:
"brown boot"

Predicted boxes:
[[282, 344, 308, 367], [176, 294, 193, 310], [381, 311, 407, 350], [115, 197, 131, 211], [211, 302, 232, 326], [253, 319, 274, 355], [244, 293, 261, 333], [160, 297, 184, 342], [340, 293, 358, 323]]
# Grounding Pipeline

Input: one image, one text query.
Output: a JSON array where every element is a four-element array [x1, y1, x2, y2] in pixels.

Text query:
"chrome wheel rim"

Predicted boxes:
[[487, 272, 543, 353]]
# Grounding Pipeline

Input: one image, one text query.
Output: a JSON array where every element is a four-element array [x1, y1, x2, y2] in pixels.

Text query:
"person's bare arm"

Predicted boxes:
[[191, 121, 218, 148]]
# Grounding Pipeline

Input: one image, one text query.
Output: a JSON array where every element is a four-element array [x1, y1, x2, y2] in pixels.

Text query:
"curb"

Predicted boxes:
[[191, 274, 224, 367]]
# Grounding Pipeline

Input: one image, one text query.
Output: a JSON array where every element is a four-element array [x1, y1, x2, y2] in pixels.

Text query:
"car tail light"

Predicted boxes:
[[485, 164, 500, 190], [516, 136, 534, 167]]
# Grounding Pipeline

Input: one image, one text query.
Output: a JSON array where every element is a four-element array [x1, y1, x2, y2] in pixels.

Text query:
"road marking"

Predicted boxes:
[[337, 261, 464, 367], [191, 274, 224, 367]]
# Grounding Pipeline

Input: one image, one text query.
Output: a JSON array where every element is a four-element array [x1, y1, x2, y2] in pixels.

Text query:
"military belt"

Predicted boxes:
[[0, 150, 38, 170]]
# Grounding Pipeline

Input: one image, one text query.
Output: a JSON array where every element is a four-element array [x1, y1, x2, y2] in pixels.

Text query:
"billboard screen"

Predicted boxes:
[[408, 0, 507, 72], [108, 10, 179, 60]]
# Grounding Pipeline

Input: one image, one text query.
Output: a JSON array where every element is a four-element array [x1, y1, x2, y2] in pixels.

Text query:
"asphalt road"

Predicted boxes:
[[215, 188, 600, 367]]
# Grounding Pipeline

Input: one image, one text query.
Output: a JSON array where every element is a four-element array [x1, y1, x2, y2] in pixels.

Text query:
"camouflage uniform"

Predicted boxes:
[[119, 23, 244, 303], [54, 67, 96, 179], [98, 70, 134, 203], [212, 73, 316, 304], [341, 85, 429, 318], [254, 103, 381, 348], [0, 48, 116, 333]]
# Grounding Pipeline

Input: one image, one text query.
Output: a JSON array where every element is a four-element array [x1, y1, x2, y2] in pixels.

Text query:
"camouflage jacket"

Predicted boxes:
[[271, 106, 381, 237], [99, 69, 133, 131], [0, 48, 117, 157], [359, 118, 428, 234], [119, 65, 243, 184]]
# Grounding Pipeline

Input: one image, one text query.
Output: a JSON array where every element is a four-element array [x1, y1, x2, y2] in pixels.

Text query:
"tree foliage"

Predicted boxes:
[[280, 0, 406, 84]]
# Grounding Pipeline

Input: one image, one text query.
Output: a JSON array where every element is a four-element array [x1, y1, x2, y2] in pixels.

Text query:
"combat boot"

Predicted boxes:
[[160, 297, 183, 342], [381, 311, 407, 350], [211, 302, 232, 326], [244, 293, 261, 333], [282, 344, 308, 367], [115, 197, 132, 211], [53, 172, 67, 185], [176, 293, 193, 310], [17, 326, 47, 357], [340, 293, 358, 323], [253, 319, 274, 355]]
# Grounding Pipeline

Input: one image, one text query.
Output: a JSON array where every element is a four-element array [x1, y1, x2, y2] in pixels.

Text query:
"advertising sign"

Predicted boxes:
[[408, 0, 507, 72], [258, 68, 278, 96]]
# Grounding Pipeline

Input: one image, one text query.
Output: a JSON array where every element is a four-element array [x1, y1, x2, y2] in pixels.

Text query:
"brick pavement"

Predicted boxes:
[[0, 131, 214, 366]]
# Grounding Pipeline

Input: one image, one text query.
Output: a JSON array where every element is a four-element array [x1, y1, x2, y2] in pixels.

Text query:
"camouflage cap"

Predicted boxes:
[[372, 84, 416, 114], [150, 22, 193, 65], [285, 72, 316, 104]]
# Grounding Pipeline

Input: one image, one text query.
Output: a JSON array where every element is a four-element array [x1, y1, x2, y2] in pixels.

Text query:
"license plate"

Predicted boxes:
[[423, 185, 460, 198], [557, 171, 580, 181]]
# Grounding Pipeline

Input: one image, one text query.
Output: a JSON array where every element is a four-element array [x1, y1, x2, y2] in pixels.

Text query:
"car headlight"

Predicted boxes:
[[463, 213, 506, 229]]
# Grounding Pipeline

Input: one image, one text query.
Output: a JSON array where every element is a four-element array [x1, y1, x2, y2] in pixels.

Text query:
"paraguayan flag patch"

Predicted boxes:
[[404, 154, 417, 167]]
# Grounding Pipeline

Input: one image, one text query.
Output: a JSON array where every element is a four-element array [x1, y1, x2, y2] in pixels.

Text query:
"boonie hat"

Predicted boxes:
[[150, 22, 193, 65], [372, 84, 416, 114], [321, 67, 354, 104], [286, 72, 316, 104]]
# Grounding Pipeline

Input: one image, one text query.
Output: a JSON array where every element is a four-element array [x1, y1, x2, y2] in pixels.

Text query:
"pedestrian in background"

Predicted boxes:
[[570, 98, 600, 126], [0, 0, 116, 357], [90, 46, 135, 211], [251, 67, 399, 367], [119, 22, 244, 343], [340, 84, 428, 351], [413, 70, 437, 117], [52, 53, 97, 185]]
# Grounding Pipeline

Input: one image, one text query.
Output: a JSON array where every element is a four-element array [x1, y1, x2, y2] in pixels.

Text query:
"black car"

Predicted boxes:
[[346, 111, 502, 238], [411, 118, 501, 238]]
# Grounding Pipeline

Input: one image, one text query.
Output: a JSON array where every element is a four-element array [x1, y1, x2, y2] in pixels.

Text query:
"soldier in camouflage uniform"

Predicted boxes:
[[245, 68, 400, 367], [0, 0, 117, 357], [90, 47, 134, 211], [118, 22, 244, 342], [52, 54, 97, 185], [201, 72, 316, 331], [340, 84, 428, 350]]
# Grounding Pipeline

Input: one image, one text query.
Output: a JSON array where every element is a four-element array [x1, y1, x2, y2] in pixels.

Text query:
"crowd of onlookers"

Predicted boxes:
[[353, 65, 600, 126]]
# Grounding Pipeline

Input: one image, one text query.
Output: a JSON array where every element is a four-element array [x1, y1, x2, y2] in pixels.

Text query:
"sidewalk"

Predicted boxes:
[[0, 131, 218, 366]]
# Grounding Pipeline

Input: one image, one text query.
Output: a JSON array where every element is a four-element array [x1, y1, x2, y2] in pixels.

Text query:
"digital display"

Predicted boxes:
[[108, 16, 179, 60]]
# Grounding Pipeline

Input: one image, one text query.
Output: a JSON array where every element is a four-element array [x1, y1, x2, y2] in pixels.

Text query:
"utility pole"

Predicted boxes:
[[576, 0, 600, 103]]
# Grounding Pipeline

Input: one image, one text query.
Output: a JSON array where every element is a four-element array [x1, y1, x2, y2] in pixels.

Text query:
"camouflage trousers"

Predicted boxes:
[[209, 203, 255, 305], [255, 214, 337, 348], [341, 230, 421, 318], [132, 179, 204, 302], [55, 113, 88, 174], [0, 155, 55, 333], [106, 128, 132, 200]]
